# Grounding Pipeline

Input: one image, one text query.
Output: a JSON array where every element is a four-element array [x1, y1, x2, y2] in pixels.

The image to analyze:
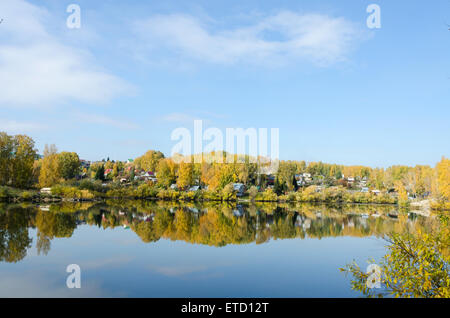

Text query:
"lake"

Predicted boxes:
[[0, 201, 436, 297]]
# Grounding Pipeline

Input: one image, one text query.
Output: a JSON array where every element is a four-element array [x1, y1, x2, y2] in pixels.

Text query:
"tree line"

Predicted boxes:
[[1, 132, 449, 206]]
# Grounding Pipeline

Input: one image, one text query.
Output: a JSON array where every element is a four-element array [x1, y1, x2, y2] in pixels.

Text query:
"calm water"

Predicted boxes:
[[0, 201, 436, 297]]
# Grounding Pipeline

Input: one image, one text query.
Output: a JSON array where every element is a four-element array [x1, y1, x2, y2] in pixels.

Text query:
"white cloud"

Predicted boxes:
[[133, 11, 363, 66], [0, 0, 132, 108]]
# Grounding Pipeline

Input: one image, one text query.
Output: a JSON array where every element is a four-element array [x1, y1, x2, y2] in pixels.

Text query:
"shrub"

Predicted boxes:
[[0, 186, 11, 199], [256, 188, 278, 201], [21, 191, 33, 200], [221, 184, 236, 201], [248, 186, 258, 201]]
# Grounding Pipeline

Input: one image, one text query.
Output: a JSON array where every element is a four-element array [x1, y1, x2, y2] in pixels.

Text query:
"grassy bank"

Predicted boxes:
[[3, 182, 449, 210]]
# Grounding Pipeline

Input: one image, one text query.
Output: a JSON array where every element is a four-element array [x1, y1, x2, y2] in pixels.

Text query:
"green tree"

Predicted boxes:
[[95, 165, 105, 181], [11, 135, 37, 188], [57, 152, 80, 180], [0, 132, 13, 186], [0, 132, 37, 188]]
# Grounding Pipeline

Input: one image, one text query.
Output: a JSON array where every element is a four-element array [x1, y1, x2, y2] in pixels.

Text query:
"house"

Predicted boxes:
[[126, 159, 134, 164], [301, 173, 312, 183], [266, 175, 275, 185], [138, 171, 157, 182], [371, 189, 381, 195], [233, 183, 246, 197], [361, 187, 369, 193], [40, 188, 51, 194], [104, 169, 113, 177], [295, 174, 307, 186], [188, 185, 200, 192], [80, 160, 91, 169]]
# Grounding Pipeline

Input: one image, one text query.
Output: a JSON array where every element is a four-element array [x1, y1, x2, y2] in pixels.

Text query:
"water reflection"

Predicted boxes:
[[0, 201, 437, 264]]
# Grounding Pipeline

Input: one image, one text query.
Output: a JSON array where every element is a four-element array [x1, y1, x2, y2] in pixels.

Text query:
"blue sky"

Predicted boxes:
[[0, 0, 449, 167]]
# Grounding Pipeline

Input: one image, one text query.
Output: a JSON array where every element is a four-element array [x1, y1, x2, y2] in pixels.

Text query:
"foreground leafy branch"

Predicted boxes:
[[340, 212, 450, 298]]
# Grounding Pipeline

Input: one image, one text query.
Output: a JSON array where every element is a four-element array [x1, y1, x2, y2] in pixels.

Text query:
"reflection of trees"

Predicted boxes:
[[35, 211, 77, 255], [0, 201, 441, 263], [0, 206, 33, 263], [123, 204, 437, 247]]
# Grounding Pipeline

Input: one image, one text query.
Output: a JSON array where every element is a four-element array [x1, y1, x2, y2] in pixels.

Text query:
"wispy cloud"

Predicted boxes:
[[74, 112, 140, 130], [149, 264, 208, 277], [160, 112, 201, 123], [133, 11, 363, 67], [0, 119, 47, 133], [0, 0, 133, 108], [159, 111, 226, 124]]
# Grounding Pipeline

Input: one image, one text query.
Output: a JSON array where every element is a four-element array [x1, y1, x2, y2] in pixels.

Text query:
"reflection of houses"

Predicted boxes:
[[295, 214, 303, 227], [302, 218, 311, 230], [187, 207, 200, 213], [233, 205, 244, 217], [266, 214, 274, 227]]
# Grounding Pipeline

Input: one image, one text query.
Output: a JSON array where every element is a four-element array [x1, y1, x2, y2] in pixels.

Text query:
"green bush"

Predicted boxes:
[[51, 185, 94, 199], [0, 186, 11, 199], [21, 191, 33, 200], [255, 188, 278, 201]]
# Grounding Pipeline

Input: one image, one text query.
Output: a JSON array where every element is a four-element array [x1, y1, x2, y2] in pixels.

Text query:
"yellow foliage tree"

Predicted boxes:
[[436, 157, 450, 201]]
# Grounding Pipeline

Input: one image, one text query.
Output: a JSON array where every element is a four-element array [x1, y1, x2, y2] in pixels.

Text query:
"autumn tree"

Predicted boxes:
[[39, 145, 61, 187], [135, 150, 165, 172], [436, 157, 450, 202], [395, 181, 408, 207], [156, 158, 177, 188], [177, 161, 194, 190]]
